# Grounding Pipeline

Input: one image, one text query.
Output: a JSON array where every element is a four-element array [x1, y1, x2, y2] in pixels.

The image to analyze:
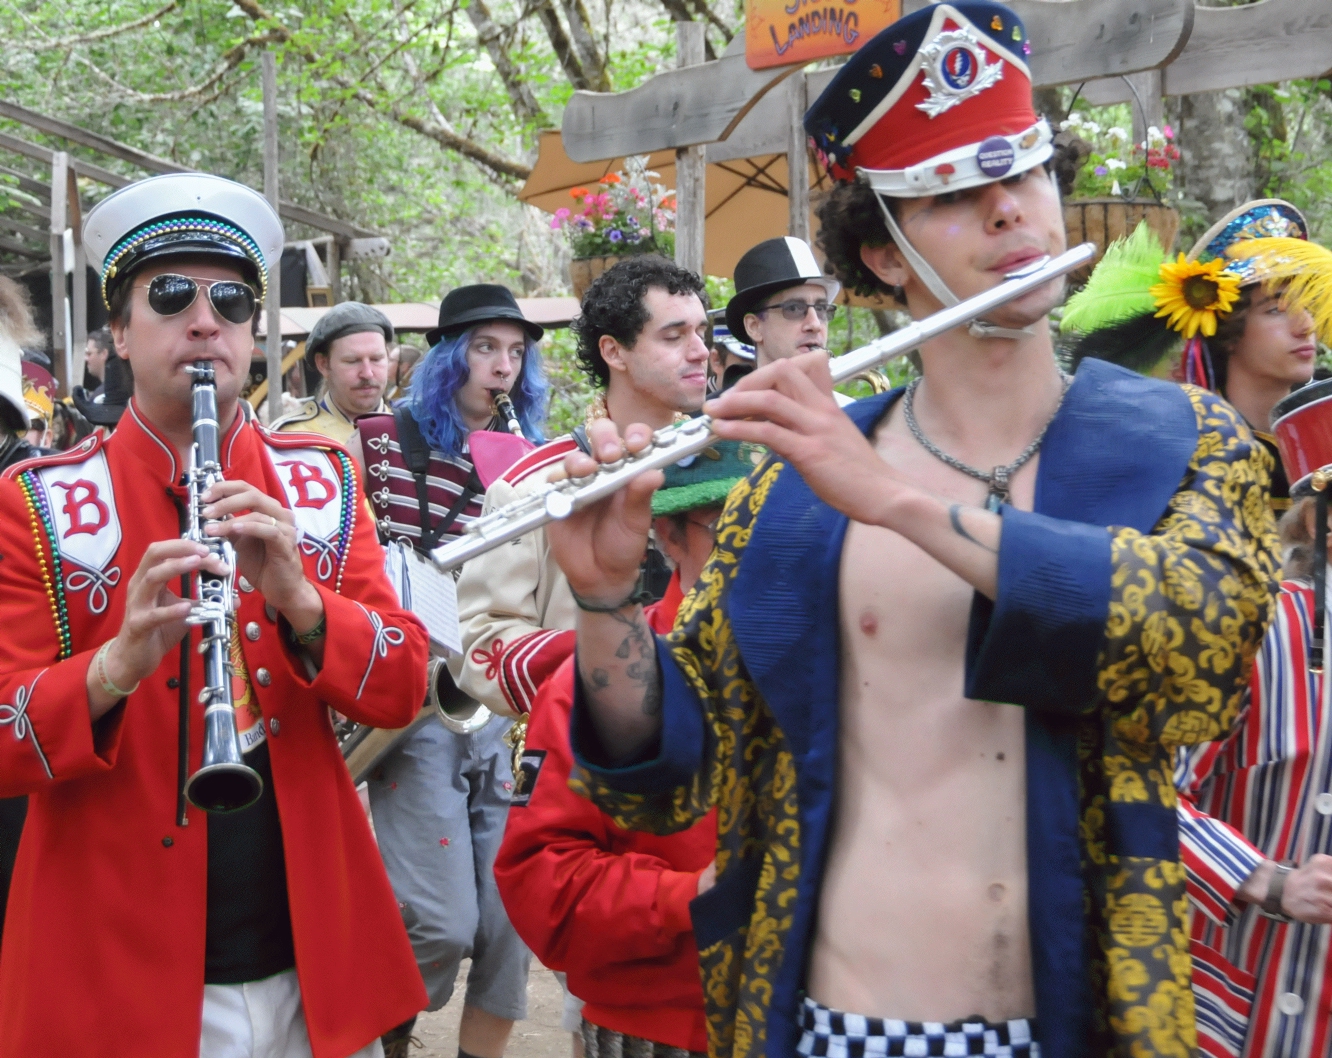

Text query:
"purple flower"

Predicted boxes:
[[608, 229, 623, 243], [1094, 165, 1107, 176]]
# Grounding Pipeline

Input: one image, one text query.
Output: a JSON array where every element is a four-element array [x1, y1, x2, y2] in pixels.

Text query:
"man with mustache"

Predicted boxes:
[[544, 4, 1281, 1056], [0, 173, 428, 1058], [276, 301, 394, 443]]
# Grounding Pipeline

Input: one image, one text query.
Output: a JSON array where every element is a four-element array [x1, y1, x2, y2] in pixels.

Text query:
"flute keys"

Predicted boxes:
[[545, 492, 574, 519]]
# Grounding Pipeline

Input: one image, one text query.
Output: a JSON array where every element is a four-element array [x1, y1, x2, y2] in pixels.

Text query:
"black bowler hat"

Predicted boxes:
[[72, 354, 132, 427], [726, 238, 840, 346], [425, 284, 543, 347]]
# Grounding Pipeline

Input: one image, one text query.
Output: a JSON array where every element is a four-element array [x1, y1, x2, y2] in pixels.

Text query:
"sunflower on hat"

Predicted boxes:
[[1062, 199, 1332, 388]]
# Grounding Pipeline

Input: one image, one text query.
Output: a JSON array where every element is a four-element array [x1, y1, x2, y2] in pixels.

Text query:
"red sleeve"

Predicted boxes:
[[494, 656, 704, 974], [496, 628, 576, 716], [0, 480, 124, 796], [279, 464, 429, 730]]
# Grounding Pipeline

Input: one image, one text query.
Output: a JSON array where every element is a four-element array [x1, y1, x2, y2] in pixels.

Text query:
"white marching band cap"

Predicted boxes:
[[83, 173, 284, 309]]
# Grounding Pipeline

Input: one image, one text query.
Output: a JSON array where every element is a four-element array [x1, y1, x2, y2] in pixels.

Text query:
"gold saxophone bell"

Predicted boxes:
[[427, 657, 494, 735]]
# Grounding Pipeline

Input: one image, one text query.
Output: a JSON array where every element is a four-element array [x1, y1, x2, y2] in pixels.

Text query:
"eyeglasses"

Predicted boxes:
[[135, 274, 258, 325], [685, 513, 720, 536], [754, 299, 837, 322]]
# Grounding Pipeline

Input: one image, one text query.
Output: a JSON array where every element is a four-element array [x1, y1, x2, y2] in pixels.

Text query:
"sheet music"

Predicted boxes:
[[384, 539, 463, 656]]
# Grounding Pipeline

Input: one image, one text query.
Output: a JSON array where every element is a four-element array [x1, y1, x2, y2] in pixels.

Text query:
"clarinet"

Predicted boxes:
[[490, 389, 525, 437], [433, 244, 1096, 572], [183, 362, 264, 814]]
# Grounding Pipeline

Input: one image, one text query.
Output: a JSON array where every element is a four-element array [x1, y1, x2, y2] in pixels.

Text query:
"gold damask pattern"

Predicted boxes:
[[1083, 386, 1278, 1056], [573, 385, 1279, 1058]]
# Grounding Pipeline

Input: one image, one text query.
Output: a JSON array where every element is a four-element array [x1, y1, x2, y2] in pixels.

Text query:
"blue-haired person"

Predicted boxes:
[[352, 284, 548, 1058]]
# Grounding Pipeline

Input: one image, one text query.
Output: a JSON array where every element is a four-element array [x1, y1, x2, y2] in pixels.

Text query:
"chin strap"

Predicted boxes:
[[873, 194, 1037, 342]]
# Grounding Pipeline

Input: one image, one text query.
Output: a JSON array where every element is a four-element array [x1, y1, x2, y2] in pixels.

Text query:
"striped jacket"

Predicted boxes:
[[1178, 582, 1332, 1058]]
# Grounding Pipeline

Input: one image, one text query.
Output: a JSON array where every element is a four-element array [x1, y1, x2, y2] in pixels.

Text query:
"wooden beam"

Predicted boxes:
[[786, 73, 808, 243], [562, 0, 1194, 161], [262, 52, 284, 426], [0, 165, 51, 200], [66, 164, 87, 382], [675, 23, 707, 277], [0, 236, 46, 259], [50, 151, 69, 393], [1083, 0, 1332, 104], [0, 129, 128, 187], [0, 100, 378, 239], [0, 215, 49, 243], [562, 51, 802, 162]]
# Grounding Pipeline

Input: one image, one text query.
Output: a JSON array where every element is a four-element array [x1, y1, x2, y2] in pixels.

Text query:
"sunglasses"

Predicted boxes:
[[754, 299, 837, 322], [136, 274, 258, 325]]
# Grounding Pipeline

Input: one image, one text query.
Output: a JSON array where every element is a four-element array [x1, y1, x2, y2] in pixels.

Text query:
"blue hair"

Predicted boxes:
[[406, 326, 549, 459]]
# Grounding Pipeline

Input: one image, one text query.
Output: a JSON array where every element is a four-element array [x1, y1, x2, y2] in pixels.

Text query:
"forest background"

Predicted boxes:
[[2, 0, 1330, 431]]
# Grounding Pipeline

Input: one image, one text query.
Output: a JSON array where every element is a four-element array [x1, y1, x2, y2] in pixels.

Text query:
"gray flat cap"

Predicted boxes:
[[306, 302, 395, 359]]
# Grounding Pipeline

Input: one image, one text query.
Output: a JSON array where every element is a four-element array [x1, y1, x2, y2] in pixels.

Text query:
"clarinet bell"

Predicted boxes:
[[185, 702, 264, 813]]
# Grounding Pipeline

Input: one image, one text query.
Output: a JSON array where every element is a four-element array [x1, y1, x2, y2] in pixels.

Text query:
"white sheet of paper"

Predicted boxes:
[[383, 539, 463, 657]]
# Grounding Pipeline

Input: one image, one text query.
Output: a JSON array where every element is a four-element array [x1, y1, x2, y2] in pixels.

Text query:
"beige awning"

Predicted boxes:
[[520, 130, 793, 280]]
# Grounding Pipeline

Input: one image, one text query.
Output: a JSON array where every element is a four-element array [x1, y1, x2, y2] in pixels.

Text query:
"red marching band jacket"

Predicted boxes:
[[0, 402, 429, 1058], [494, 572, 716, 1054]]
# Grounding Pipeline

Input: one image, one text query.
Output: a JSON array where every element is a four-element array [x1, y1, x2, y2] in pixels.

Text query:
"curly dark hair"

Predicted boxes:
[[814, 179, 903, 303], [571, 255, 708, 387]]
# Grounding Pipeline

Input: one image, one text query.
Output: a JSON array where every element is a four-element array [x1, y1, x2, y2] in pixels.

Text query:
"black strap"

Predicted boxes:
[[393, 406, 479, 554]]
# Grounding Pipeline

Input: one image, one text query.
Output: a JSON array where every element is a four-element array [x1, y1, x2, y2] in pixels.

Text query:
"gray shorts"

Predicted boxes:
[[368, 717, 532, 1017]]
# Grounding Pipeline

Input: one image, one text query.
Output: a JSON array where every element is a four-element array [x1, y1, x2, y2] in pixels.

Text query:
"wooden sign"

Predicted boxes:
[[746, 0, 901, 70]]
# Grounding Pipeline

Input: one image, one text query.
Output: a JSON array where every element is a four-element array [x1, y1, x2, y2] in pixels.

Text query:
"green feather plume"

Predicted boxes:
[[1060, 223, 1168, 334]]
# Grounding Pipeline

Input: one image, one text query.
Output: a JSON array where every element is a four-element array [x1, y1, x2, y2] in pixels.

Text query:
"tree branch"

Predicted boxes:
[[464, 0, 549, 125], [30, 1, 181, 51], [67, 29, 281, 104], [533, 0, 591, 91], [228, 0, 531, 184], [559, 0, 611, 91]]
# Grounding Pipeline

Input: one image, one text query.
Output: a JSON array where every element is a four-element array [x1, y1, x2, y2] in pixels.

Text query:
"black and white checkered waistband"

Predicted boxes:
[[797, 996, 1038, 1057]]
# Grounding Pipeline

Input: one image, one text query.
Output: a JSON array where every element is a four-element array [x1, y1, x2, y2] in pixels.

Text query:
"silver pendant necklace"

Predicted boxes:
[[901, 372, 1074, 512]]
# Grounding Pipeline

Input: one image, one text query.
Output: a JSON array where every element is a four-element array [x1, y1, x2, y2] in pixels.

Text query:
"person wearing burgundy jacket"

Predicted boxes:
[[493, 440, 761, 1058]]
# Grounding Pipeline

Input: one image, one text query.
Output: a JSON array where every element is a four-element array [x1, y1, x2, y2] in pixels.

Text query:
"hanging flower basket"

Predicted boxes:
[[1063, 199, 1181, 279], [568, 255, 627, 300]]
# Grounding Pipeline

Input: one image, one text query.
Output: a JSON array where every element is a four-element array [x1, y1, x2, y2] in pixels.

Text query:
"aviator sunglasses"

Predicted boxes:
[[753, 298, 837, 322], [135, 274, 258, 325]]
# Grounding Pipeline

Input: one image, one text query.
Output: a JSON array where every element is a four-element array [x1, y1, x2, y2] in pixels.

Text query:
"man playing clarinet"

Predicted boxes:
[[0, 173, 428, 1058], [548, 4, 1280, 1056]]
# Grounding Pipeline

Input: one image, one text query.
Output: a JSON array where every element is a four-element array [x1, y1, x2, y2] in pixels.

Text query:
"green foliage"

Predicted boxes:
[[1247, 79, 1332, 242]]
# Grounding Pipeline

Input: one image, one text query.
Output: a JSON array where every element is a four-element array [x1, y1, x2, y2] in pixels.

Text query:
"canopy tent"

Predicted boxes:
[[520, 130, 795, 280]]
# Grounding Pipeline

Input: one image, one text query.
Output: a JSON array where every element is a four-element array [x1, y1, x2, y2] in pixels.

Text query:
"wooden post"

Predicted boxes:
[[67, 167, 87, 387], [49, 151, 69, 393], [674, 22, 706, 277], [262, 52, 283, 426], [1126, 69, 1165, 149], [327, 238, 342, 304], [787, 71, 809, 242]]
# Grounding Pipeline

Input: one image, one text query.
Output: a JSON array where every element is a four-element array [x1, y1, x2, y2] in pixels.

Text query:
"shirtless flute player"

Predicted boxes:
[[546, 5, 1280, 1057]]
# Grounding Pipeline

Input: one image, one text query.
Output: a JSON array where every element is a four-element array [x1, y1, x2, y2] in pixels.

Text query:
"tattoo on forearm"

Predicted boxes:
[[949, 503, 998, 554], [579, 606, 663, 718]]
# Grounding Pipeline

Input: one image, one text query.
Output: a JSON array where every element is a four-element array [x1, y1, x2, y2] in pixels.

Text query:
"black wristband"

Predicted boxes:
[[570, 585, 647, 613]]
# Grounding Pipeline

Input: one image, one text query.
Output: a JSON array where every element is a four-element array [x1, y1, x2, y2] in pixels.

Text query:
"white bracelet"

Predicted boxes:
[[94, 640, 140, 699]]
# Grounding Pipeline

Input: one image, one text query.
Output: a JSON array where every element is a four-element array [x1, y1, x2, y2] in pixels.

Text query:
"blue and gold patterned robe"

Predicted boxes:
[[570, 359, 1280, 1058]]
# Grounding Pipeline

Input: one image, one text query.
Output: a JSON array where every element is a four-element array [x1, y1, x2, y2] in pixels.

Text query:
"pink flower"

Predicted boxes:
[[555, 207, 571, 219], [549, 217, 562, 230], [1163, 125, 1174, 140]]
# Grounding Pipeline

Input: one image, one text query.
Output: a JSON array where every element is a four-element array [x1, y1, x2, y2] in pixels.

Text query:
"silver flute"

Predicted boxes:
[[433, 243, 1096, 573], [183, 361, 264, 814]]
